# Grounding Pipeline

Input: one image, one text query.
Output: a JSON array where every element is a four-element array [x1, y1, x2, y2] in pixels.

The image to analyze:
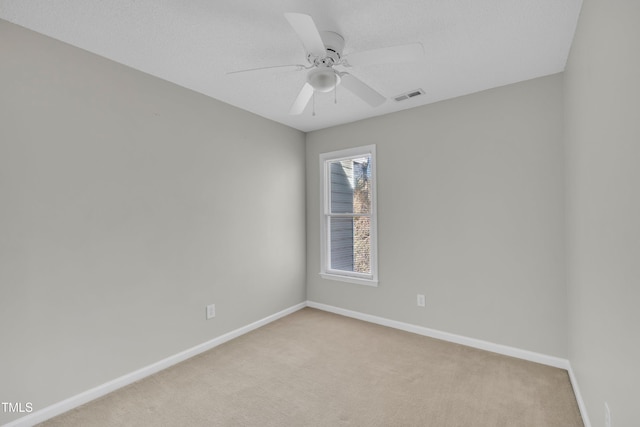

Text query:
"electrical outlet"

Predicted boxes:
[[605, 402, 611, 427], [206, 304, 216, 320], [417, 294, 426, 307]]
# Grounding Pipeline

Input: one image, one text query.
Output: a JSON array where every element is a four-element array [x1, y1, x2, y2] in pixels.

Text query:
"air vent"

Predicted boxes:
[[393, 88, 425, 102]]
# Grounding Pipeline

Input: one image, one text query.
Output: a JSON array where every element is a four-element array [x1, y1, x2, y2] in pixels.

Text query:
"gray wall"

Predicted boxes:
[[564, 0, 640, 425], [0, 20, 306, 424], [307, 74, 567, 358]]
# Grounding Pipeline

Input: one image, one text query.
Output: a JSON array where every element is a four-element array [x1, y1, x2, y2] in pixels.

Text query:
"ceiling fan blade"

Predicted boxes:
[[339, 73, 386, 107], [284, 13, 326, 57], [343, 42, 424, 67], [289, 83, 314, 115], [226, 64, 307, 75]]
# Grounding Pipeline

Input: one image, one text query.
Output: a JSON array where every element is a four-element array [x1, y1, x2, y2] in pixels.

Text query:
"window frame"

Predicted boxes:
[[319, 145, 378, 286]]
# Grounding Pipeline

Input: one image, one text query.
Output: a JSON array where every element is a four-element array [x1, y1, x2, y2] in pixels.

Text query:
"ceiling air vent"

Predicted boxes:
[[394, 88, 425, 102]]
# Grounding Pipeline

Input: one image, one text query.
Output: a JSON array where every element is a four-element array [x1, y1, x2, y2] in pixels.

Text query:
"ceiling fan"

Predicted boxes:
[[228, 13, 424, 115]]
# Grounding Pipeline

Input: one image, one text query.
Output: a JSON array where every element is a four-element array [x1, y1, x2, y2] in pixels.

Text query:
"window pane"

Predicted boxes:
[[329, 216, 371, 274], [330, 156, 371, 214]]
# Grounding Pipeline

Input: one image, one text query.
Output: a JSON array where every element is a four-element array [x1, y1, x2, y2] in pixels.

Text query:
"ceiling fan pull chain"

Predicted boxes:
[[334, 83, 337, 104], [312, 91, 316, 116]]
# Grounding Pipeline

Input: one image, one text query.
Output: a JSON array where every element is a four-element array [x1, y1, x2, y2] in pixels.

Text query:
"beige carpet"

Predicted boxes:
[[39, 308, 583, 426]]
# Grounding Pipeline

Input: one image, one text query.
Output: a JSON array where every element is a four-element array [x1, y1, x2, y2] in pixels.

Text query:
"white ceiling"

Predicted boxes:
[[0, 0, 582, 132]]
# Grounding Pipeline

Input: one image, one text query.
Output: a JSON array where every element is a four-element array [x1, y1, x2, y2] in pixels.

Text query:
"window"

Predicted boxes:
[[320, 145, 378, 286]]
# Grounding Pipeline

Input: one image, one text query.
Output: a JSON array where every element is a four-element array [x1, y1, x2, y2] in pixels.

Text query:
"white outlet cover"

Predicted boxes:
[[206, 304, 216, 319], [417, 294, 426, 307]]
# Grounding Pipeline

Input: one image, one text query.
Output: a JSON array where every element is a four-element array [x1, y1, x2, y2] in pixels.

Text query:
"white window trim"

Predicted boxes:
[[319, 145, 378, 286]]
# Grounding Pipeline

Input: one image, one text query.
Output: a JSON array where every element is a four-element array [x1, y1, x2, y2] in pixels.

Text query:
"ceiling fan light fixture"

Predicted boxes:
[[307, 68, 340, 92]]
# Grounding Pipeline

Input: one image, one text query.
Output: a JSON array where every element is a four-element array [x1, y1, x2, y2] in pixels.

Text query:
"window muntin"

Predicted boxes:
[[320, 146, 377, 286]]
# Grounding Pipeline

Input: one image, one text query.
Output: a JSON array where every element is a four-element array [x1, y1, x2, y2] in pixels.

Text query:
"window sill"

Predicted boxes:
[[319, 272, 378, 287]]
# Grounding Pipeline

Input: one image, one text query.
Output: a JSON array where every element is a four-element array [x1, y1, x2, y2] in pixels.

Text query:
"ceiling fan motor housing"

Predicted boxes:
[[309, 31, 345, 67], [305, 31, 345, 92]]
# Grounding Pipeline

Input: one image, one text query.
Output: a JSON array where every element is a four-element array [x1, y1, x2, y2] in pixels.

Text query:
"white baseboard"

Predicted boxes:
[[3, 302, 306, 427], [567, 363, 592, 427], [306, 300, 570, 369]]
